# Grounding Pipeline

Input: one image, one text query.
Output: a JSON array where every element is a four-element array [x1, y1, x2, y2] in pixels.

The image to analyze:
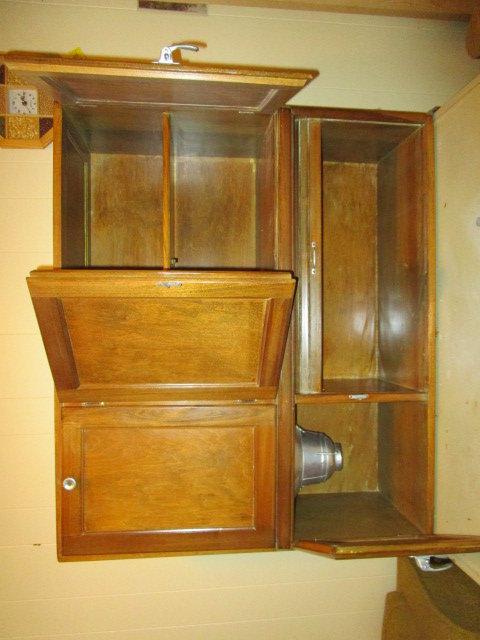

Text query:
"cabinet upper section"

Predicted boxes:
[[1, 53, 317, 113]]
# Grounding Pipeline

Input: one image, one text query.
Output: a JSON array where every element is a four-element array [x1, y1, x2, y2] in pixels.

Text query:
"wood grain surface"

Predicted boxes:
[[60, 405, 276, 556]]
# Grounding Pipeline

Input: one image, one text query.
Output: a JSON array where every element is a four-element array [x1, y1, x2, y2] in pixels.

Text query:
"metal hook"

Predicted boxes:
[[156, 44, 199, 65]]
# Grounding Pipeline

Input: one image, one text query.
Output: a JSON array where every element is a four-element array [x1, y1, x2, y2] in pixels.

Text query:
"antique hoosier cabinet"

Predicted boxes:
[[2, 48, 479, 561]]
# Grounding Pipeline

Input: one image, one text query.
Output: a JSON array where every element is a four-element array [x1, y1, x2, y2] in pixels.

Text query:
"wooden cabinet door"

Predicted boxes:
[[59, 405, 275, 558], [2, 53, 316, 114], [27, 269, 295, 402], [295, 537, 480, 560]]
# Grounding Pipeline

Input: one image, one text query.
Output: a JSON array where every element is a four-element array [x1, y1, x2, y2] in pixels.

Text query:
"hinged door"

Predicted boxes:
[[27, 269, 295, 402], [59, 405, 276, 558], [295, 536, 480, 560], [2, 53, 316, 113]]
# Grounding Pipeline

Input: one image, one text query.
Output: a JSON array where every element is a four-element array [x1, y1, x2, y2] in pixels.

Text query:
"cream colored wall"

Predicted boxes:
[[435, 77, 480, 585], [1, 1, 479, 639]]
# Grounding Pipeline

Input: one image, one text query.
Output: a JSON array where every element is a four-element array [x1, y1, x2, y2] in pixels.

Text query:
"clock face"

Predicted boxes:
[[8, 88, 38, 115]]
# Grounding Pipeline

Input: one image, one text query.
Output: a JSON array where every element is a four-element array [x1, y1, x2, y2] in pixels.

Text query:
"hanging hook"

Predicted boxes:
[[156, 44, 200, 65]]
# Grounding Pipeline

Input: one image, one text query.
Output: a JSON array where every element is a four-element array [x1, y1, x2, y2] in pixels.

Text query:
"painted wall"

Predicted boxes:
[[1, 1, 479, 638]]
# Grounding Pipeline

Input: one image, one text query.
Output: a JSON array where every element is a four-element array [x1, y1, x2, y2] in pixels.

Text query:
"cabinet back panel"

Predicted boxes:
[[82, 426, 255, 531], [377, 130, 428, 390], [378, 402, 431, 533], [297, 403, 378, 494], [322, 161, 378, 379], [173, 157, 257, 268], [90, 153, 164, 266]]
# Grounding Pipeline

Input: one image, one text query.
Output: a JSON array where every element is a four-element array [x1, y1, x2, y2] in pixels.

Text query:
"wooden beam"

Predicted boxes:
[[466, 4, 480, 57], [165, 0, 474, 21]]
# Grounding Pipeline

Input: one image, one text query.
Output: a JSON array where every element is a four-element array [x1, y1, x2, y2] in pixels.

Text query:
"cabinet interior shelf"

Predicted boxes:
[[295, 492, 421, 541], [295, 378, 427, 404]]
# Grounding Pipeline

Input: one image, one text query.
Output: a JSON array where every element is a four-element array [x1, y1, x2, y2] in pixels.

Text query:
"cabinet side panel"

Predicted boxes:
[[377, 129, 428, 390], [61, 120, 89, 267], [275, 109, 295, 548], [256, 117, 276, 269], [378, 402, 432, 533], [295, 118, 323, 394]]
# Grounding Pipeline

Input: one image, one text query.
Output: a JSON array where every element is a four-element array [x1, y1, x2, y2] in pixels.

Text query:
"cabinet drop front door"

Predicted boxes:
[[27, 270, 295, 402]]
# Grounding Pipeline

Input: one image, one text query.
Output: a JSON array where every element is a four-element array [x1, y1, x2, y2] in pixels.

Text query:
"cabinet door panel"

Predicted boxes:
[[3, 54, 316, 114], [296, 536, 480, 560], [28, 270, 295, 402], [60, 405, 276, 558]]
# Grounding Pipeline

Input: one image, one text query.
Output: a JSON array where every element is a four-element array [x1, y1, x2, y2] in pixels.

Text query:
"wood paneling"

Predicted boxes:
[[60, 121, 89, 268], [63, 297, 265, 385], [295, 118, 323, 394], [377, 128, 428, 391], [173, 158, 256, 268], [27, 270, 295, 401], [322, 120, 419, 163], [297, 378, 427, 404], [59, 405, 276, 556], [275, 108, 295, 548], [90, 154, 163, 267], [297, 403, 378, 493], [2, 54, 316, 114], [378, 402, 432, 533], [255, 116, 276, 270], [322, 161, 378, 379], [297, 535, 480, 560], [295, 493, 421, 542]]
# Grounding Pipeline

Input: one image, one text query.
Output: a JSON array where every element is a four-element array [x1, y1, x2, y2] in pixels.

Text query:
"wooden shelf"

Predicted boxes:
[[295, 492, 421, 542], [294, 493, 480, 559], [295, 378, 427, 404]]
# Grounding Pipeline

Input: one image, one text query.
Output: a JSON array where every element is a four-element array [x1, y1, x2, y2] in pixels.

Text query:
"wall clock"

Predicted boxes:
[[8, 88, 39, 115], [0, 64, 53, 148]]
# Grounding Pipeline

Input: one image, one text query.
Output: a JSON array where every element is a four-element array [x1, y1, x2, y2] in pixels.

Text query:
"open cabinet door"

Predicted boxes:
[[293, 488, 480, 559], [296, 537, 480, 560], [27, 270, 295, 402], [291, 105, 480, 562], [2, 53, 316, 113], [434, 74, 480, 575]]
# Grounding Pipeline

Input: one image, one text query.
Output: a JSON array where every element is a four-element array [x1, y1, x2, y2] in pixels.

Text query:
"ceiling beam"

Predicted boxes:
[[166, 0, 475, 21], [466, 4, 480, 56]]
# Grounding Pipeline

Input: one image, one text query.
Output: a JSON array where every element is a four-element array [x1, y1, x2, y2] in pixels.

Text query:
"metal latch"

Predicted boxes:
[[156, 44, 199, 65], [411, 555, 453, 572]]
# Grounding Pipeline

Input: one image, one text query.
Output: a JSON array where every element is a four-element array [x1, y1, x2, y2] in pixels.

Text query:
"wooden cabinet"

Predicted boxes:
[[3, 52, 314, 559], [288, 108, 480, 558], [5, 51, 480, 560]]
